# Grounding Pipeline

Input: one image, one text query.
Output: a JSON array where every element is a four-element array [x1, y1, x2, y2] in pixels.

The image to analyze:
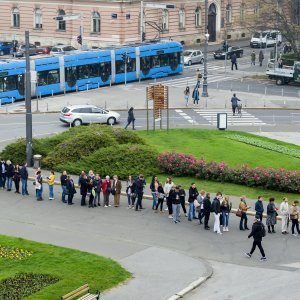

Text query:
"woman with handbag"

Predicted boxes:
[[266, 198, 277, 233]]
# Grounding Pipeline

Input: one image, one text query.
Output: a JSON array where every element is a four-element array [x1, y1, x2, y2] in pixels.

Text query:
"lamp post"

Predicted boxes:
[[202, 0, 209, 97]]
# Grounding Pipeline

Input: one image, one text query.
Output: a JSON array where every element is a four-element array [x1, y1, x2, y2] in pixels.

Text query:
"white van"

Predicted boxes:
[[250, 30, 282, 48]]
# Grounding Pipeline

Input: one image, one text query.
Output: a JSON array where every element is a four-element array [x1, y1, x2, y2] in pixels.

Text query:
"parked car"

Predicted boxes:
[[50, 45, 77, 55], [250, 30, 282, 48], [213, 46, 243, 59], [59, 105, 121, 126], [183, 50, 204, 65], [0, 41, 12, 56], [35, 46, 52, 55], [15, 44, 38, 57]]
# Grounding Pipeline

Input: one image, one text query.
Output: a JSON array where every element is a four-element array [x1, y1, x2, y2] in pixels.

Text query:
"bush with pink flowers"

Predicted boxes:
[[157, 152, 300, 193]]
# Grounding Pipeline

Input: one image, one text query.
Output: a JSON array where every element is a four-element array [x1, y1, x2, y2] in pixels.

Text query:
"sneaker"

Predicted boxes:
[[165, 208, 168, 211], [104, 205, 108, 208], [260, 257, 267, 261], [108, 204, 111, 207], [245, 253, 251, 258], [168, 215, 173, 219], [185, 213, 188, 217], [292, 233, 298, 237], [174, 221, 177, 224], [177, 219, 181, 222], [217, 232, 222, 235]]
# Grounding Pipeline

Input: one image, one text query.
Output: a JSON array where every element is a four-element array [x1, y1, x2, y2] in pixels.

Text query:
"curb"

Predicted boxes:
[[167, 260, 213, 299]]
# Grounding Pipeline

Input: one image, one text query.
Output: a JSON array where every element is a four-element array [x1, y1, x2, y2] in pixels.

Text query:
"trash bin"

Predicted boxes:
[[33, 154, 42, 169], [217, 113, 227, 130]]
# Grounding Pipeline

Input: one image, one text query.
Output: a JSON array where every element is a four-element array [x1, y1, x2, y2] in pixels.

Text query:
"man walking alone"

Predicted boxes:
[[231, 93, 241, 116], [124, 107, 135, 130]]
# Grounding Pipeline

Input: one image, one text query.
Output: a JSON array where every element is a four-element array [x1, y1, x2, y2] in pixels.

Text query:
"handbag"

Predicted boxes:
[[111, 189, 116, 196], [236, 209, 242, 217]]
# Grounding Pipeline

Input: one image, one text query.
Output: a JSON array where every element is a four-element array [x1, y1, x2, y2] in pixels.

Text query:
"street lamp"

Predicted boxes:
[[202, 32, 209, 97]]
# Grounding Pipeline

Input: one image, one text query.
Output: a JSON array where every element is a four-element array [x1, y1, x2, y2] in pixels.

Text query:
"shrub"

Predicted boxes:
[[58, 144, 159, 179], [0, 273, 59, 300], [158, 152, 300, 193]]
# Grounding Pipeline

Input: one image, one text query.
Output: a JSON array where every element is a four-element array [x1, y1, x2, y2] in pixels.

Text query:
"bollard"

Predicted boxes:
[[225, 101, 227, 108], [46, 103, 48, 112], [245, 99, 247, 108], [69, 121, 72, 128], [264, 99, 266, 107], [64, 88, 66, 95], [52, 90, 54, 97], [76, 86, 78, 93], [6, 105, 8, 114], [98, 82, 100, 89], [217, 82, 219, 89], [40, 92, 42, 100], [281, 88, 283, 97], [139, 76, 141, 83], [247, 85, 250, 92], [230, 83, 233, 91], [36, 98, 39, 112], [205, 98, 208, 108], [265, 87, 267, 95], [87, 84, 89, 91], [110, 80, 112, 87], [12, 97, 14, 104], [105, 100, 107, 109]]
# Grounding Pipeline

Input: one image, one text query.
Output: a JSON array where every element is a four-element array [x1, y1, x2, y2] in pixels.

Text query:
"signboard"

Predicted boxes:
[[217, 113, 227, 130]]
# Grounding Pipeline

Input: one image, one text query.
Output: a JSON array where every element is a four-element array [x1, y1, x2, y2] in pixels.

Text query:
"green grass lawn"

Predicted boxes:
[[0, 235, 130, 300], [137, 129, 300, 170]]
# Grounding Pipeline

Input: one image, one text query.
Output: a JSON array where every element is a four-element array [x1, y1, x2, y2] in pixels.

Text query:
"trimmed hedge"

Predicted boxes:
[[158, 152, 300, 193]]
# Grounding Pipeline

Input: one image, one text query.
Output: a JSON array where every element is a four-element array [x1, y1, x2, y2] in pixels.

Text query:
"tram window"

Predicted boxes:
[[89, 63, 100, 77], [152, 55, 160, 68], [169, 52, 180, 71], [141, 56, 151, 75], [37, 69, 59, 86], [116, 60, 125, 74], [127, 58, 136, 72], [65, 66, 77, 87], [17, 74, 25, 95], [78, 65, 90, 80], [160, 54, 169, 66], [0, 76, 17, 92], [100, 61, 111, 82]]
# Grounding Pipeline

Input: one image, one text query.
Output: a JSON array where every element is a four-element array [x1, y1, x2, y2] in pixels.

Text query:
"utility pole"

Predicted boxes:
[[25, 31, 32, 166], [140, 1, 144, 43], [202, 0, 209, 97]]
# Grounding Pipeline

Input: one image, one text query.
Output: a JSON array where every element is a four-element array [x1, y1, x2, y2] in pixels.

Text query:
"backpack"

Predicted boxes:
[[261, 223, 266, 237]]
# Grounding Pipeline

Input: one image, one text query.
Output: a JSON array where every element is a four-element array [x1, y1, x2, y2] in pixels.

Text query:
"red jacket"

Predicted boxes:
[[102, 180, 111, 193]]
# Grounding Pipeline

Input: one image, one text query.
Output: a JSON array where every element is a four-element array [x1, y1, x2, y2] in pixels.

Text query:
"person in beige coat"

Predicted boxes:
[[290, 201, 300, 237], [112, 175, 122, 207], [279, 197, 289, 234]]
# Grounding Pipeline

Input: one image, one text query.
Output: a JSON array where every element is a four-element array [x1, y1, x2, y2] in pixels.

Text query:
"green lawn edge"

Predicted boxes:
[[0, 234, 131, 300]]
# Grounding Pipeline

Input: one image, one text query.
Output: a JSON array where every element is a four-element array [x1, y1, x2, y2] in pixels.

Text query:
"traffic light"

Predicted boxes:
[[77, 35, 82, 45], [142, 32, 146, 42]]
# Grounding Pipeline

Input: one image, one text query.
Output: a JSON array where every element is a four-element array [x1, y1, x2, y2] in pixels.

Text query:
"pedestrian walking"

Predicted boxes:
[[266, 198, 277, 233], [188, 183, 199, 221], [94, 174, 102, 207], [184, 86, 190, 106], [250, 50, 256, 66], [192, 84, 200, 105], [211, 192, 222, 234], [150, 175, 159, 210], [0, 159, 7, 189], [155, 183, 165, 213], [135, 174, 146, 211], [124, 107, 135, 130], [221, 196, 232, 232], [239, 196, 250, 231], [203, 193, 211, 230], [126, 175, 136, 208], [35, 170, 43, 201], [164, 177, 174, 218], [231, 93, 241, 116], [13, 164, 21, 194], [231, 53, 238, 70], [102, 175, 112, 208], [171, 186, 181, 224], [6, 160, 14, 191], [66, 175, 76, 205], [279, 197, 289, 234], [112, 175, 122, 207], [178, 185, 187, 217], [20, 162, 29, 196], [60, 170, 68, 203], [255, 196, 264, 221], [258, 50, 264, 67], [246, 214, 267, 261], [290, 201, 300, 237], [47, 170, 55, 200]]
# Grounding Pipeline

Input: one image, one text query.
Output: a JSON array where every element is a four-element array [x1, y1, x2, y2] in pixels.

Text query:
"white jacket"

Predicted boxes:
[[279, 202, 289, 216], [164, 182, 174, 196]]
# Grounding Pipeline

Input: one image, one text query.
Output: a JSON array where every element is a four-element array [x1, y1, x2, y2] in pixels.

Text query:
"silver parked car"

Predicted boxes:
[[50, 45, 77, 55], [183, 50, 204, 66], [59, 105, 121, 126]]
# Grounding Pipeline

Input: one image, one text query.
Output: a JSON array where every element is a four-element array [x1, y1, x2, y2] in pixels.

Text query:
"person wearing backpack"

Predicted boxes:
[[245, 214, 267, 261]]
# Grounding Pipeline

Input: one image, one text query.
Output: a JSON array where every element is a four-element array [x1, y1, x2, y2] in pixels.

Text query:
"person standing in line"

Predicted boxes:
[[66, 175, 76, 205], [5, 160, 14, 191], [221, 196, 232, 232], [87, 178, 95, 208], [231, 53, 238, 70], [198, 190, 206, 224], [20, 162, 29, 196], [266, 197, 277, 233], [102, 175, 112, 208], [255, 196, 264, 222], [13, 164, 21, 194], [135, 174, 146, 211], [246, 214, 267, 261], [47, 170, 55, 200], [171, 186, 181, 224], [164, 177, 174, 218], [60, 171, 68, 203], [94, 174, 102, 207], [250, 50, 256, 66], [231, 93, 241, 116], [203, 193, 211, 230], [150, 175, 159, 210], [184, 86, 190, 106], [112, 175, 122, 207], [35, 170, 43, 201], [155, 183, 165, 213], [0, 159, 7, 189], [124, 107, 136, 130], [79, 172, 88, 206], [126, 175, 135, 209], [279, 197, 289, 234], [188, 183, 199, 221], [290, 201, 300, 236], [178, 185, 187, 217], [211, 192, 222, 234], [258, 50, 264, 67], [239, 196, 251, 231]]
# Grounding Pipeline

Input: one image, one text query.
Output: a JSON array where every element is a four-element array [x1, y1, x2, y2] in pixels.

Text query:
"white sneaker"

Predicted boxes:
[[127, 205, 131, 209], [104, 205, 108, 208], [108, 204, 111, 207], [292, 233, 298, 237], [165, 208, 168, 211], [217, 232, 222, 235], [168, 215, 173, 219]]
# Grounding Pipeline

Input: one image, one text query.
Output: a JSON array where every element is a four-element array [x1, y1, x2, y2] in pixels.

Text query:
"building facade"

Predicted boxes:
[[0, 0, 255, 47]]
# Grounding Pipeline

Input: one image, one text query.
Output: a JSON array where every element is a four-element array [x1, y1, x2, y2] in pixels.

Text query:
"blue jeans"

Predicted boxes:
[[61, 185, 67, 202], [151, 192, 157, 209], [7, 176, 13, 190], [0, 174, 5, 188], [21, 178, 28, 195], [49, 185, 54, 199], [240, 213, 248, 230], [172, 203, 181, 222], [222, 211, 229, 227], [36, 186, 43, 200], [127, 194, 131, 206], [188, 203, 196, 220]]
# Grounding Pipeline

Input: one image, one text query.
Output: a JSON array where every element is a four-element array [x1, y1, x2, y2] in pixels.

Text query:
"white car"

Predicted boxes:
[[183, 50, 204, 66], [50, 45, 77, 55], [250, 30, 282, 48], [59, 105, 121, 126]]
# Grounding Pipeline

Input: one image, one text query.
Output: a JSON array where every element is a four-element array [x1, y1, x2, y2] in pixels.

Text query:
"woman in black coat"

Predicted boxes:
[[13, 164, 21, 194], [66, 176, 76, 205], [124, 107, 135, 130]]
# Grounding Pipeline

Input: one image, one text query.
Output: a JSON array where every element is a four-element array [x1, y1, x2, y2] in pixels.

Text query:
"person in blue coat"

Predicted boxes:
[[255, 196, 264, 221], [231, 93, 241, 115], [124, 107, 135, 130]]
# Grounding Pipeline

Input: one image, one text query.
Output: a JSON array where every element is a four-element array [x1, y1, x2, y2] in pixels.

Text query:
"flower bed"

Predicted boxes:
[[0, 245, 32, 260], [158, 152, 300, 193], [227, 134, 300, 159], [0, 273, 59, 300]]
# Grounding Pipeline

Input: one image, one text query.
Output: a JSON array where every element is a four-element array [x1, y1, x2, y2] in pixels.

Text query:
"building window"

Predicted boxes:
[[35, 9, 43, 29], [57, 9, 66, 31], [12, 8, 20, 28], [226, 5, 232, 23], [195, 8, 201, 27], [162, 9, 169, 31], [179, 9, 185, 29], [92, 11, 100, 33], [240, 4, 246, 22]]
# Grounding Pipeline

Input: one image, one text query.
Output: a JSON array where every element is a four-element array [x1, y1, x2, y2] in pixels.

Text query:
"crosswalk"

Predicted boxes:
[[193, 109, 267, 126]]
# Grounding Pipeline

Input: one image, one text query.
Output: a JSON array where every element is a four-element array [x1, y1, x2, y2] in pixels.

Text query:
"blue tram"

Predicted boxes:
[[0, 41, 183, 104]]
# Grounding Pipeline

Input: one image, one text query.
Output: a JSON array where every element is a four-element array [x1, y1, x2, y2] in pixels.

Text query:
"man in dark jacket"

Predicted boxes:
[[255, 196, 264, 221], [211, 192, 222, 234], [0, 159, 6, 189], [78, 172, 88, 206], [171, 186, 181, 223], [203, 193, 211, 230], [246, 214, 267, 261], [20, 162, 29, 195], [135, 175, 146, 211], [231, 53, 238, 70], [124, 107, 135, 130], [188, 183, 199, 221], [231, 93, 241, 116]]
